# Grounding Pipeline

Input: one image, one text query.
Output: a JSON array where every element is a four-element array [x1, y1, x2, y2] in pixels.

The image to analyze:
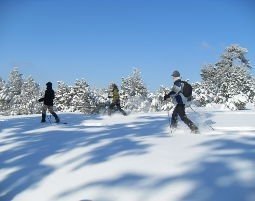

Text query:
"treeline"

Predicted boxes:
[[0, 44, 254, 115]]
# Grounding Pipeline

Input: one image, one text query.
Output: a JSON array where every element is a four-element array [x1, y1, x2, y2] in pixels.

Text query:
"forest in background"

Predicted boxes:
[[0, 44, 254, 115]]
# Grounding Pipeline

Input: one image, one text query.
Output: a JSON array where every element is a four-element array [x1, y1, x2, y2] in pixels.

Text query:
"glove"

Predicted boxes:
[[38, 98, 44, 102]]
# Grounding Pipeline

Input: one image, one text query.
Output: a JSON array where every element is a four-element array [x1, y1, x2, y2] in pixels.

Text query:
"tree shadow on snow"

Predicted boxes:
[[72, 136, 255, 201], [68, 114, 168, 170], [53, 113, 255, 201], [0, 113, 169, 201], [171, 135, 255, 201]]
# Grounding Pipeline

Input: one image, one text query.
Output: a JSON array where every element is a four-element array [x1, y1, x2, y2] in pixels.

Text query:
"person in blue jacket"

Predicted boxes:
[[164, 70, 199, 133]]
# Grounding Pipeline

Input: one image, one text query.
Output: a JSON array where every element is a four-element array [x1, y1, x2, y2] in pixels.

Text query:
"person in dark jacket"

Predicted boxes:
[[38, 82, 60, 123], [108, 83, 127, 116], [164, 70, 199, 133]]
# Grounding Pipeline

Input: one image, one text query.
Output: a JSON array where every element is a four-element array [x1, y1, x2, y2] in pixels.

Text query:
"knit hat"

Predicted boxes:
[[46, 82, 52, 86], [171, 70, 180, 77]]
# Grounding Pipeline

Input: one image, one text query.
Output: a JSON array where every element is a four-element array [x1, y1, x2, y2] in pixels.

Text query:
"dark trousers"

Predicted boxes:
[[171, 104, 198, 131], [108, 101, 127, 116], [41, 105, 59, 122]]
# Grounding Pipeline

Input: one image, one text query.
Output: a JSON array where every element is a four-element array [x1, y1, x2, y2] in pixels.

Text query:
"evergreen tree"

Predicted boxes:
[[121, 68, 148, 97], [91, 87, 109, 114], [121, 68, 149, 112], [217, 44, 251, 69], [200, 44, 254, 106], [7, 67, 23, 96], [150, 86, 174, 112], [3, 67, 24, 114], [0, 78, 8, 113], [70, 79, 95, 114], [19, 76, 41, 114], [192, 82, 214, 106], [0, 77, 4, 89], [55, 81, 72, 111], [6, 73, 41, 115]]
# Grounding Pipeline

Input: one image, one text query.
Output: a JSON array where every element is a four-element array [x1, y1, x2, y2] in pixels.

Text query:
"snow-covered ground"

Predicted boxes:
[[1, 106, 255, 201]]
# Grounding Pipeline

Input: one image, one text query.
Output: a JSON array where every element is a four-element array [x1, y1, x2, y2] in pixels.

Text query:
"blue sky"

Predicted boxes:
[[0, 0, 254, 91]]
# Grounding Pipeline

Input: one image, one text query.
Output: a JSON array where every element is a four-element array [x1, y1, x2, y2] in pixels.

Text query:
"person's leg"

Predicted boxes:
[[48, 106, 60, 123], [108, 103, 115, 116], [41, 105, 47, 122], [116, 103, 127, 116], [171, 105, 179, 128], [177, 105, 198, 132]]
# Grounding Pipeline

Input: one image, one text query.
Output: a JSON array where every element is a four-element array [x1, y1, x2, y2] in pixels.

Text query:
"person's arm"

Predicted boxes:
[[38, 98, 44, 102], [164, 82, 182, 100], [38, 91, 46, 102]]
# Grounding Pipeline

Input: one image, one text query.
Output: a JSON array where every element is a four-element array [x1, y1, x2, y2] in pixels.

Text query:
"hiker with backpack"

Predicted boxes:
[[38, 82, 60, 123], [108, 83, 127, 116], [164, 70, 199, 133]]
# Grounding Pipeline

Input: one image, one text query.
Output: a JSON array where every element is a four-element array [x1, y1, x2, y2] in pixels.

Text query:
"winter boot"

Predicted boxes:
[[120, 109, 127, 116], [190, 125, 199, 134], [181, 116, 199, 134], [41, 113, 46, 123], [191, 128, 200, 134], [51, 112, 60, 123]]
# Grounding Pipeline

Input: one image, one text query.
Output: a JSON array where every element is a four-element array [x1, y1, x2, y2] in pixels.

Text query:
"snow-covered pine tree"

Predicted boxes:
[[4, 67, 24, 115], [121, 68, 149, 112], [0, 77, 4, 103], [0, 86, 11, 114], [0, 77, 4, 89], [8, 67, 23, 96], [55, 81, 72, 112], [69, 79, 96, 114], [18, 76, 41, 114], [250, 78, 255, 103], [149, 86, 174, 112], [200, 44, 254, 108], [90, 87, 109, 114], [219, 44, 251, 69], [225, 94, 248, 110], [192, 81, 215, 106], [121, 68, 148, 97], [0, 77, 8, 114]]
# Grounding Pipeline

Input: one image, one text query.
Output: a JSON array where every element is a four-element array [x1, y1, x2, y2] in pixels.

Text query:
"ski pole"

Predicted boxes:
[[167, 110, 172, 133], [189, 106, 214, 130]]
